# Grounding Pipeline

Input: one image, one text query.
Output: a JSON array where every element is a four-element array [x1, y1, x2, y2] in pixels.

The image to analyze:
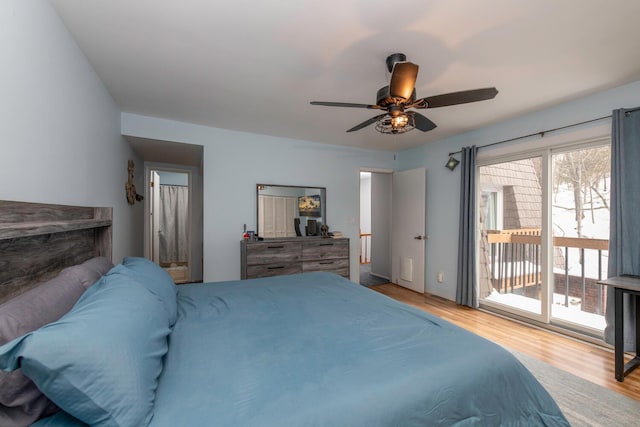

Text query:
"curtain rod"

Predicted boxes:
[[447, 106, 640, 157]]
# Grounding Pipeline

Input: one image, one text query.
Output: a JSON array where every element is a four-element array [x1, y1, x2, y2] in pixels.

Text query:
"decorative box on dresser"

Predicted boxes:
[[241, 237, 350, 280]]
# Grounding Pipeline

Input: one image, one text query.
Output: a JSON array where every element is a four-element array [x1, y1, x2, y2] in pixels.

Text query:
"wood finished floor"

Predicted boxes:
[[371, 283, 640, 402]]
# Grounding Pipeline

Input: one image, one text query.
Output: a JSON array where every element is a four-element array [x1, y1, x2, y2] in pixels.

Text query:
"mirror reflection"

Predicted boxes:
[[257, 184, 326, 238]]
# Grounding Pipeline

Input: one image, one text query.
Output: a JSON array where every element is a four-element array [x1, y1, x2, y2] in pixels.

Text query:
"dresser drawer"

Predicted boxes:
[[245, 241, 302, 265], [303, 258, 349, 277], [302, 239, 348, 260], [246, 263, 303, 279]]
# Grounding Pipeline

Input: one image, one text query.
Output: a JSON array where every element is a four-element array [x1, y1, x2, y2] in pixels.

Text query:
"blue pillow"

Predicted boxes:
[[122, 257, 178, 326], [0, 256, 114, 427], [0, 272, 171, 427]]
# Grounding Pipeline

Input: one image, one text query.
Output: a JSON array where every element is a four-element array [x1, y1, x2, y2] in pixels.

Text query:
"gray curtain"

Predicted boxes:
[[159, 185, 189, 265], [456, 146, 478, 308], [604, 109, 640, 350]]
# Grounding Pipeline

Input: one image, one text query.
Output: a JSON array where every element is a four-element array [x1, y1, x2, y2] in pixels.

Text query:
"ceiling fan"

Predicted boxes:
[[310, 53, 498, 134]]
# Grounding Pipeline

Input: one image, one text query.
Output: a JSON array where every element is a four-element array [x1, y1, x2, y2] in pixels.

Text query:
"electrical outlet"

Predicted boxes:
[[437, 271, 444, 283]]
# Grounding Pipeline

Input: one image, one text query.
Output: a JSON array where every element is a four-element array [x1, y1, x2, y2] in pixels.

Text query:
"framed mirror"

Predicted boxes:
[[257, 184, 326, 238]]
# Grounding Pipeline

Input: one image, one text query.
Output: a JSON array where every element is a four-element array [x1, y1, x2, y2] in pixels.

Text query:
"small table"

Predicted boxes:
[[597, 275, 640, 382]]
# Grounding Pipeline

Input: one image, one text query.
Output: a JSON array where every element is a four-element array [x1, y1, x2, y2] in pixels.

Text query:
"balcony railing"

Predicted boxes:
[[484, 228, 609, 315]]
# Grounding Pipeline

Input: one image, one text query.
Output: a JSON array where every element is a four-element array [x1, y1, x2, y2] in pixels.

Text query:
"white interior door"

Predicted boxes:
[[391, 168, 426, 293]]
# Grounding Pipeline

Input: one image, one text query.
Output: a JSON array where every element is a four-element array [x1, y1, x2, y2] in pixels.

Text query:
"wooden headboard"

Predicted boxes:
[[0, 201, 112, 305]]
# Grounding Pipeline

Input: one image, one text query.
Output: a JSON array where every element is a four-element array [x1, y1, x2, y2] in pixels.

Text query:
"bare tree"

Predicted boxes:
[[554, 146, 610, 237]]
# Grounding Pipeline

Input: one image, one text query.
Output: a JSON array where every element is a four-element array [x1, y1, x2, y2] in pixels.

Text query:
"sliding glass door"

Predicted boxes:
[[478, 155, 545, 320], [477, 141, 610, 336], [550, 144, 609, 334]]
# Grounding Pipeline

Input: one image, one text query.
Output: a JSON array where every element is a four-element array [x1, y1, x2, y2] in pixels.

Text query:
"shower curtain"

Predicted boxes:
[[159, 185, 189, 266]]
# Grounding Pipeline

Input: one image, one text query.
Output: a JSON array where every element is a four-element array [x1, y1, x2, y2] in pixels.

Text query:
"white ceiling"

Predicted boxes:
[[51, 0, 640, 152]]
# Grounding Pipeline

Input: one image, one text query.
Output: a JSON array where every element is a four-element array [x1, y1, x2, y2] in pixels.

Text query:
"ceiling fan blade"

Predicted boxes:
[[418, 87, 498, 109], [408, 111, 437, 132], [389, 62, 419, 101], [346, 114, 387, 132], [310, 101, 379, 109]]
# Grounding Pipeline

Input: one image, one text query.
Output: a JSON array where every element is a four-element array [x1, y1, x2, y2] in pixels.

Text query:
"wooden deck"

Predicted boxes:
[[372, 283, 640, 402]]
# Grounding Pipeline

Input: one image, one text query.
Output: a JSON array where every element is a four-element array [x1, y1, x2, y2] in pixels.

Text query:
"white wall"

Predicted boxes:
[[398, 79, 640, 301], [0, 1, 143, 262], [157, 171, 189, 186], [122, 113, 397, 282]]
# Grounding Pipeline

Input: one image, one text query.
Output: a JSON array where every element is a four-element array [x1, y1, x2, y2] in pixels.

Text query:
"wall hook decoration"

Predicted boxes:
[[125, 160, 144, 205]]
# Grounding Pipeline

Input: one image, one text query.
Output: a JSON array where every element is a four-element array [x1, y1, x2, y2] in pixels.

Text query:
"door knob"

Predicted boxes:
[[414, 235, 426, 240]]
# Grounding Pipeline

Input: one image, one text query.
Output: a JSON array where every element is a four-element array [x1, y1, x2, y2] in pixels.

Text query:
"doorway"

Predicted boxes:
[[148, 168, 192, 283], [478, 155, 545, 319], [358, 168, 427, 292], [359, 171, 391, 286]]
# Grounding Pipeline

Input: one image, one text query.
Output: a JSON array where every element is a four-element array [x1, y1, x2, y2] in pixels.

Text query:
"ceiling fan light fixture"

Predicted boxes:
[[375, 113, 415, 135], [390, 114, 408, 128]]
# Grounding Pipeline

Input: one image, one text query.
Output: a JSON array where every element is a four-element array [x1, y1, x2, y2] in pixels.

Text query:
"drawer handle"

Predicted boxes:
[[267, 266, 285, 270], [319, 261, 334, 265], [267, 245, 284, 249], [319, 243, 334, 246]]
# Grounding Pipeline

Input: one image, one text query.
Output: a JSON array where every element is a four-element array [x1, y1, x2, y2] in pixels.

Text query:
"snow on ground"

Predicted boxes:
[[552, 182, 610, 279], [485, 289, 606, 331]]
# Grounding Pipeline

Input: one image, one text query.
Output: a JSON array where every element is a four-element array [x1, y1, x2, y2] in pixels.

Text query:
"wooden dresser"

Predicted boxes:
[[241, 237, 349, 280]]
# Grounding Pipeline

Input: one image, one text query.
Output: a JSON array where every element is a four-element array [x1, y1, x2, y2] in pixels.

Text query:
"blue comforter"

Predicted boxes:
[[37, 272, 569, 426]]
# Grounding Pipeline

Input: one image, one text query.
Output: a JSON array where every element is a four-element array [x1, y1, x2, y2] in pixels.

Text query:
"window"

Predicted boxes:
[[477, 140, 610, 337], [481, 188, 503, 231]]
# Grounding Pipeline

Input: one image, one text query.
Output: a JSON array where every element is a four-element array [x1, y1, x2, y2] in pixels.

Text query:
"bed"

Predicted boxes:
[[0, 201, 569, 427]]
